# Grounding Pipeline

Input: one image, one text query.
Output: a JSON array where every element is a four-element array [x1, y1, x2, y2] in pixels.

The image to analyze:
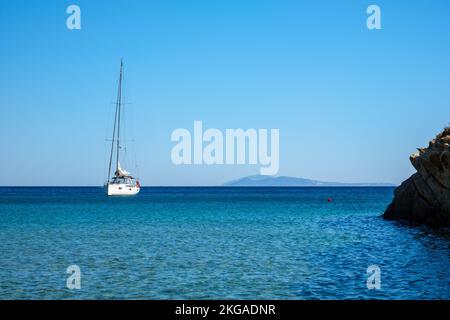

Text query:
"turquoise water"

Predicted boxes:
[[0, 187, 448, 299]]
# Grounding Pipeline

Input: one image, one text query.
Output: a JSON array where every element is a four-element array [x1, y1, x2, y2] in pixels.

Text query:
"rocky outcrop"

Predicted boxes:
[[383, 127, 450, 227]]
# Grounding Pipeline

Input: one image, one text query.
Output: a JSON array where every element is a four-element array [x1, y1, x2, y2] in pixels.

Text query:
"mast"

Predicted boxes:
[[107, 60, 124, 180], [116, 60, 123, 172]]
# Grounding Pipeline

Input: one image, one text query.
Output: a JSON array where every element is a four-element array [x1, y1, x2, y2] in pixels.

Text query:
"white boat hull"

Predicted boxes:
[[106, 183, 140, 196]]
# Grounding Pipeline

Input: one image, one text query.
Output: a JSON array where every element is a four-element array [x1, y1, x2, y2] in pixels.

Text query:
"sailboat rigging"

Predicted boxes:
[[105, 60, 140, 196]]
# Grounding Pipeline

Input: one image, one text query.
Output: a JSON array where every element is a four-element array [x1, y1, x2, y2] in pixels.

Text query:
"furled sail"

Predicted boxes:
[[115, 162, 132, 177]]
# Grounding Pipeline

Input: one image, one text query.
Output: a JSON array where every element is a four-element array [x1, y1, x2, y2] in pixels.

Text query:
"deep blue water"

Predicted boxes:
[[0, 187, 448, 299]]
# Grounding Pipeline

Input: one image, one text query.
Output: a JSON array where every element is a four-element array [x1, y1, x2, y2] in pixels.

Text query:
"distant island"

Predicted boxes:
[[223, 175, 396, 187]]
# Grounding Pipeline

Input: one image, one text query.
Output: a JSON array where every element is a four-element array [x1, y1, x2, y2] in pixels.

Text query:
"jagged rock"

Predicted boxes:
[[383, 127, 450, 227]]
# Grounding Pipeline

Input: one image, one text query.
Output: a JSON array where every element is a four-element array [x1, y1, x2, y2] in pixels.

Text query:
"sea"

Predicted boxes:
[[0, 187, 448, 299]]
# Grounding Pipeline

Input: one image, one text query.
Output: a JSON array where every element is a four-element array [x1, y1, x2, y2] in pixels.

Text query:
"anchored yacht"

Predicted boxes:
[[105, 60, 140, 196]]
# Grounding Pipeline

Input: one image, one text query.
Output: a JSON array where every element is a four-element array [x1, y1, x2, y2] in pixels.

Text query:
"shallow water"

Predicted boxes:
[[0, 187, 448, 299]]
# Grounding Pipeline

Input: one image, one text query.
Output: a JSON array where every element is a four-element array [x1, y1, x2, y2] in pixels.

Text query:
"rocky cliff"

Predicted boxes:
[[383, 127, 450, 227]]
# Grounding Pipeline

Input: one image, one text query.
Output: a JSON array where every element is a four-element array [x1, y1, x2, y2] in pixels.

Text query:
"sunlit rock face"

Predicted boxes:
[[384, 127, 450, 227]]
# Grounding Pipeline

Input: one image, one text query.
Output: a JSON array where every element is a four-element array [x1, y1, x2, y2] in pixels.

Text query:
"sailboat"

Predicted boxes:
[[105, 60, 140, 196]]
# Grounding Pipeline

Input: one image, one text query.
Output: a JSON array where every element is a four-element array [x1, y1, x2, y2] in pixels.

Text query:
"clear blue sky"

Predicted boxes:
[[1, 0, 449, 186]]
